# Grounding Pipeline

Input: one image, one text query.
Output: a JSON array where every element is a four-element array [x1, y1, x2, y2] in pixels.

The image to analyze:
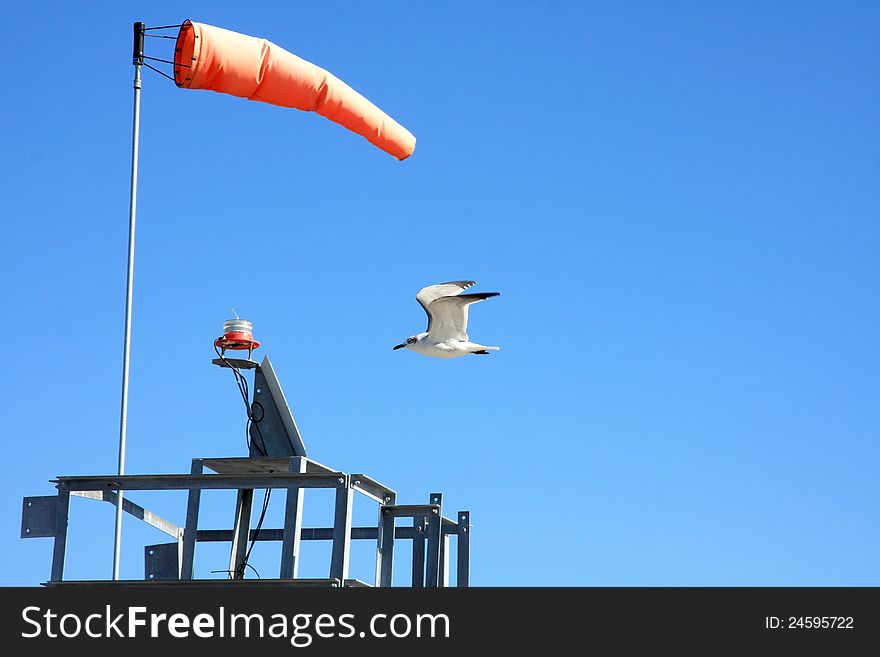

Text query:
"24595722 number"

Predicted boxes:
[[765, 616, 854, 630]]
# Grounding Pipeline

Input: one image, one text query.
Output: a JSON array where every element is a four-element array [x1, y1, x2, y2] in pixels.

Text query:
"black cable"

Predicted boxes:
[[213, 342, 268, 455], [213, 344, 248, 413], [213, 341, 272, 579], [249, 413, 269, 457], [211, 564, 261, 579], [235, 488, 272, 579], [249, 401, 272, 456]]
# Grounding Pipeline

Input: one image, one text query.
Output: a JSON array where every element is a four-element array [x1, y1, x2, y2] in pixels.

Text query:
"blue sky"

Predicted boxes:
[[1, 1, 878, 585]]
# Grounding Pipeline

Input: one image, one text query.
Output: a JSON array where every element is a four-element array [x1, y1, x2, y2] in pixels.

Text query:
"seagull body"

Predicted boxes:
[[393, 281, 500, 358]]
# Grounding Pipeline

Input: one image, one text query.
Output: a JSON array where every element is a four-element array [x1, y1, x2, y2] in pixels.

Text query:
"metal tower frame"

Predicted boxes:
[[21, 456, 471, 587]]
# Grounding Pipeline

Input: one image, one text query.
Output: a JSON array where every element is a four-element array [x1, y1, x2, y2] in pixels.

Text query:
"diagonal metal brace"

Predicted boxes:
[[72, 490, 182, 539]]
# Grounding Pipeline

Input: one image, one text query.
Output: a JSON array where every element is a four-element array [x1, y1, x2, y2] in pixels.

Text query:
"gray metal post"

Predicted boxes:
[[411, 515, 426, 588], [440, 534, 450, 587], [425, 493, 443, 587], [49, 487, 70, 582], [113, 21, 145, 580], [279, 457, 307, 579], [456, 511, 470, 587], [329, 478, 352, 581], [376, 493, 396, 587], [176, 527, 184, 579], [180, 459, 203, 580], [228, 489, 255, 579]]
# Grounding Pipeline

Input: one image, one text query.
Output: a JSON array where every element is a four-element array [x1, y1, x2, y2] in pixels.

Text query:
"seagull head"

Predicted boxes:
[[392, 335, 418, 351]]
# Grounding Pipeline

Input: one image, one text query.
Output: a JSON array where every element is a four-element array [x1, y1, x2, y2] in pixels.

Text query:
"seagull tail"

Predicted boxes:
[[470, 345, 500, 355]]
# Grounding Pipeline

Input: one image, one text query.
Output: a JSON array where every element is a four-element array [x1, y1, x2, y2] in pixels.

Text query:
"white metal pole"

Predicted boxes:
[[113, 22, 145, 580]]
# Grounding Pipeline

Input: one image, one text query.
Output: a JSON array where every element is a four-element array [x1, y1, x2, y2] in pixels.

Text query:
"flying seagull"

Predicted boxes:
[[393, 280, 500, 358]]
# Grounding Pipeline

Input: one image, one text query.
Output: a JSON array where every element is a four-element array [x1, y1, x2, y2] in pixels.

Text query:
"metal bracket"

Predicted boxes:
[[21, 496, 58, 538], [145, 542, 180, 580]]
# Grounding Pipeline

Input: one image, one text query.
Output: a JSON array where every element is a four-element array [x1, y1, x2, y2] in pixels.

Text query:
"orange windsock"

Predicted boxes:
[[173, 20, 416, 160]]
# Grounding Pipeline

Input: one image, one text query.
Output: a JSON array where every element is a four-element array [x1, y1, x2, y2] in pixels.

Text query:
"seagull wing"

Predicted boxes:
[[416, 281, 476, 332], [426, 293, 499, 342]]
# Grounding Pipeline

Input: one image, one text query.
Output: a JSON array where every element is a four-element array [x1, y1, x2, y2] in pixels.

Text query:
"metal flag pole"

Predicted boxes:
[[113, 21, 145, 580]]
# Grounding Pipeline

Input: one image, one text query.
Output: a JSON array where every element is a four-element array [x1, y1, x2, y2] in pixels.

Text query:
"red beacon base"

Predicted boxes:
[[215, 319, 260, 359]]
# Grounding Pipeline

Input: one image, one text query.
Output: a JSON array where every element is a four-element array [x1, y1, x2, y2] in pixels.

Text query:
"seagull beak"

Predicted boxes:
[[392, 343, 406, 350]]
